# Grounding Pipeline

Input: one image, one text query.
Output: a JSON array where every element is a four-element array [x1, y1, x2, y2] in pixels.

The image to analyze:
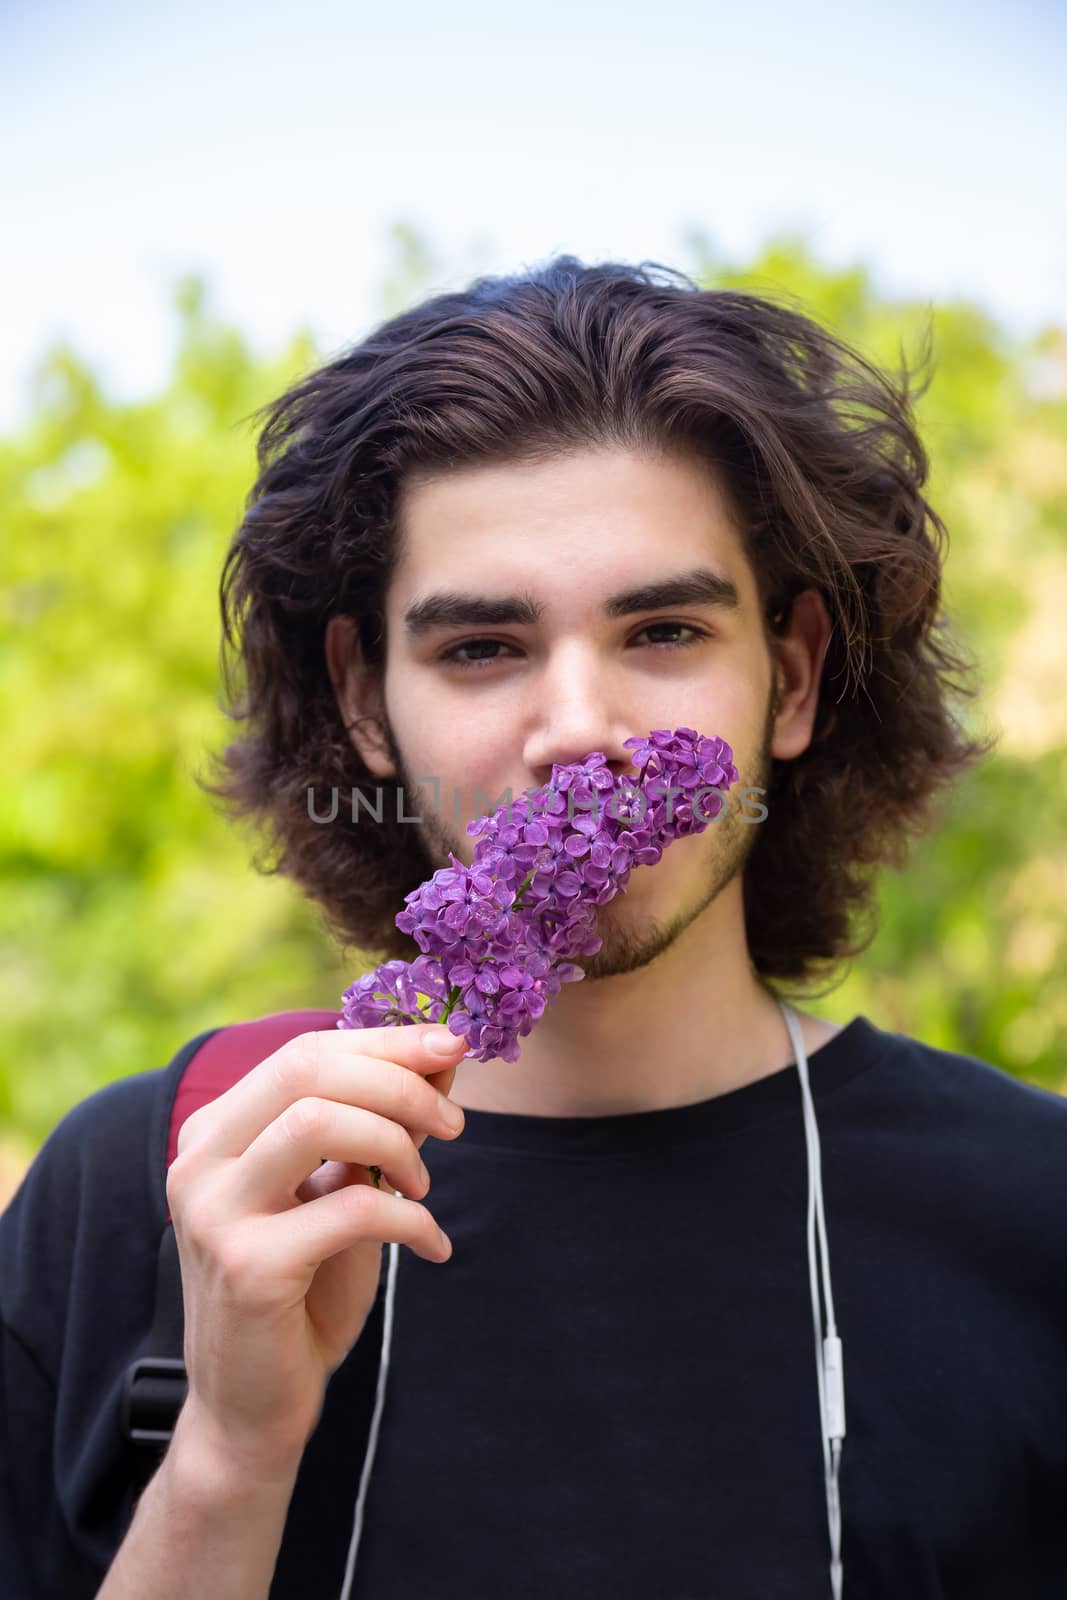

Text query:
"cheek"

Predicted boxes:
[[706, 697, 759, 752], [411, 759, 519, 840], [460, 771, 532, 835], [620, 822, 715, 892]]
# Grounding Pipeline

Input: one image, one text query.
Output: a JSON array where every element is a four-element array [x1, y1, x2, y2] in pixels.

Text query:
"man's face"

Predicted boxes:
[[360, 444, 785, 981]]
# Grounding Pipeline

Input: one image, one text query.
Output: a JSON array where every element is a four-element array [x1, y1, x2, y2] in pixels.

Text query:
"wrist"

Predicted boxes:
[[167, 1399, 306, 1507]]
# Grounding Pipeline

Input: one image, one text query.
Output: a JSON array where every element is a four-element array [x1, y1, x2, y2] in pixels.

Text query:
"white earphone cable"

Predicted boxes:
[[783, 1001, 846, 1599], [338, 1237, 400, 1600]]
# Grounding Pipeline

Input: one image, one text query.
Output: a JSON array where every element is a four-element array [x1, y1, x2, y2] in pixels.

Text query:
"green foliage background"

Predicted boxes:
[[3, 226, 1065, 1183]]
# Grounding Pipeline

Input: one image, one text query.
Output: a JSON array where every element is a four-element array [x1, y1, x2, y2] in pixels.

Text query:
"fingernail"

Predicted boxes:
[[439, 1095, 465, 1131]]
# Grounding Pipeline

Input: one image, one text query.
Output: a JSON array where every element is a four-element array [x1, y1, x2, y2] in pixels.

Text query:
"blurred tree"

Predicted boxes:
[[0, 271, 354, 1174], [685, 228, 1067, 1085], [1, 227, 1064, 1199]]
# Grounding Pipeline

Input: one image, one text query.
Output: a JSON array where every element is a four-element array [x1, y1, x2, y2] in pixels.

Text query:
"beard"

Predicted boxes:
[[575, 686, 780, 981], [381, 680, 778, 983]]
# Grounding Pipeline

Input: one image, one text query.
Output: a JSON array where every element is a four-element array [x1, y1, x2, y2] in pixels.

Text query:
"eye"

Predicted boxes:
[[438, 638, 523, 670], [631, 621, 709, 652], [437, 622, 710, 671]]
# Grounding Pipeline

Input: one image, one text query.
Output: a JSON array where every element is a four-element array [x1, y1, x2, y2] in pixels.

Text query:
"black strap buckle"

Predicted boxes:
[[120, 1356, 189, 1446]]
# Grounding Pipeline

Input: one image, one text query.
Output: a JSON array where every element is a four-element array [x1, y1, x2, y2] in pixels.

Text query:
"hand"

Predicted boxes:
[[165, 1022, 467, 1472]]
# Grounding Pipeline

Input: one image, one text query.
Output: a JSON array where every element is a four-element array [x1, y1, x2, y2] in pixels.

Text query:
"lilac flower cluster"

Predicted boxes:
[[338, 727, 740, 1067]]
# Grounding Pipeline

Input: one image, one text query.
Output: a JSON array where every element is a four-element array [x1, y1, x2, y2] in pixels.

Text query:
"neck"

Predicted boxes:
[[449, 879, 840, 1117]]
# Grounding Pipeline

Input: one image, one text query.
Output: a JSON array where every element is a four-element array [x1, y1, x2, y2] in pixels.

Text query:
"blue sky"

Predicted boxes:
[[2, 0, 1065, 432]]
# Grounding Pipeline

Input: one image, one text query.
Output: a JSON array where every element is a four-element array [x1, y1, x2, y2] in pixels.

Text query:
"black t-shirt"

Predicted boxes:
[[2, 1013, 1066, 1598]]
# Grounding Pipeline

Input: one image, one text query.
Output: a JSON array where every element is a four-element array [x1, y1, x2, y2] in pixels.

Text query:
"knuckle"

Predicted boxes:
[[214, 1230, 256, 1291], [167, 1149, 208, 1210], [171, 1201, 207, 1257], [165, 1159, 186, 1212], [281, 1096, 329, 1146], [338, 1182, 377, 1230], [271, 1040, 319, 1099], [393, 1064, 420, 1121], [173, 1184, 218, 1241], [176, 1107, 207, 1157]]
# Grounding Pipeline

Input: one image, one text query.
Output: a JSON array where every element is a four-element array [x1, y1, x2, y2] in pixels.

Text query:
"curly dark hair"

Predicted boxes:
[[196, 253, 997, 1000]]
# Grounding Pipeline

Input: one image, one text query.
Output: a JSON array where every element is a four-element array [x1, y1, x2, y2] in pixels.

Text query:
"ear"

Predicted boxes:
[[324, 614, 397, 780], [769, 589, 833, 762]]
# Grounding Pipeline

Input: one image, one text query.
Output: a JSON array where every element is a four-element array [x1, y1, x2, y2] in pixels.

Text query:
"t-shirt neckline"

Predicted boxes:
[[450, 1014, 891, 1155]]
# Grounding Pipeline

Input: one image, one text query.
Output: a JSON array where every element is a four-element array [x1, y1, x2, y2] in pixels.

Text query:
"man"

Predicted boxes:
[[2, 256, 1064, 1599]]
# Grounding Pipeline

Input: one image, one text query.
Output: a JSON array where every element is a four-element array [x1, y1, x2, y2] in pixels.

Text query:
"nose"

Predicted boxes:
[[520, 645, 642, 788]]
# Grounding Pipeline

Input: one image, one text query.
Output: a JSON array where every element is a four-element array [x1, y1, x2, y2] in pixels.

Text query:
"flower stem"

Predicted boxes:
[[513, 865, 538, 909], [366, 982, 464, 1189]]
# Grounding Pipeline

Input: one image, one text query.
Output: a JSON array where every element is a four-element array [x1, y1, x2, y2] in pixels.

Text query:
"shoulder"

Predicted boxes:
[[4, 1024, 220, 1221], [853, 1019, 1067, 1245], [872, 1020, 1067, 1138], [0, 1027, 220, 1359]]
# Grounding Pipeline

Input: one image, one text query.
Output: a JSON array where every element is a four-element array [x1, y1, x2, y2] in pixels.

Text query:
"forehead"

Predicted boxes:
[[391, 444, 754, 605]]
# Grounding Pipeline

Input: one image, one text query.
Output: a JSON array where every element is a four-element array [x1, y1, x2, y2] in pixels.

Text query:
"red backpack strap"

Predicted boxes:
[[121, 1009, 342, 1472], [165, 1007, 342, 1171]]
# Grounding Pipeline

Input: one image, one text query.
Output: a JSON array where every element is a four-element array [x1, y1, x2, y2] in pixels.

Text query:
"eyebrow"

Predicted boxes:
[[402, 566, 741, 637]]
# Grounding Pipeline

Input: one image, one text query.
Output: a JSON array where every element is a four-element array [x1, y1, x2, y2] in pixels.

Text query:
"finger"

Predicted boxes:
[[229, 1102, 432, 1215], [295, 1159, 374, 1207], [246, 1179, 452, 1282], [176, 1024, 468, 1161], [426, 1061, 461, 1102]]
